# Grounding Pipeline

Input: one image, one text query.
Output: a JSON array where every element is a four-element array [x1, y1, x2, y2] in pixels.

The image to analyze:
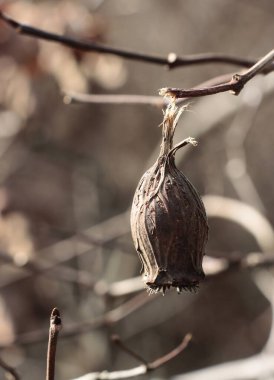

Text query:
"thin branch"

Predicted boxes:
[[0, 249, 96, 288], [64, 68, 268, 108], [4, 194, 272, 298], [147, 333, 192, 370], [111, 335, 148, 365], [63, 93, 164, 108], [46, 308, 62, 380], [160, 49, 274, 98], [71, 334, 192, 380], [0, 11, 273, 71], [0, 356, 20, 380], [0, 249, 271, 351], [63, 72, 237, 107]]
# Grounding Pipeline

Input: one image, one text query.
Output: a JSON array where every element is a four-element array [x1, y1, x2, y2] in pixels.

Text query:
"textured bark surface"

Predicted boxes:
[[131, 104, 208, 294]]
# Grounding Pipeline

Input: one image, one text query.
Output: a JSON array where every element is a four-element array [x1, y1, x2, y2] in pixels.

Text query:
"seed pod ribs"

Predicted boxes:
[[131, 103, 208, 294]]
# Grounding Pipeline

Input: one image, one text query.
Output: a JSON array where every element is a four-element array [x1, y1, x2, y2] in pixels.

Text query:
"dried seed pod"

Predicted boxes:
[[131, 103, 208, 294]]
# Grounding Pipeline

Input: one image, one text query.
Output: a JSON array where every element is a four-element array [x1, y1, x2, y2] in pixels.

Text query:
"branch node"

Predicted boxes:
[[50, 308, 62, 332], [167, 52, 178, 68]]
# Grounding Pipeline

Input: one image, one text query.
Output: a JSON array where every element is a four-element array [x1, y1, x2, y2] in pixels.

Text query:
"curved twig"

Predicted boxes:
[[203, 195, 274, 253], [63, 73, 235, 107], [71, 334, 192, 380], [160, 50, 274, 98]]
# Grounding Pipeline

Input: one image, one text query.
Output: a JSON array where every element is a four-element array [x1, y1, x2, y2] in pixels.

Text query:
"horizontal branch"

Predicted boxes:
[[160, 49, 274, 98], [0, 11, 273, 71], [71, 334, 192, 380], [65, 59, 274, 106], [63, 72, 236, 107], [63, 93, 164, 107]]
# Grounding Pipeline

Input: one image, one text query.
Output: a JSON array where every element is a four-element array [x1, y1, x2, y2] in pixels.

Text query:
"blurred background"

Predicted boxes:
[[0, 0, 274, 379]]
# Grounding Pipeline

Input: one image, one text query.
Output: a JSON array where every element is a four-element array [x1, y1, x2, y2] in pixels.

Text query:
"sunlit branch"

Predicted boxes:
[[160, 50, 274, 98]]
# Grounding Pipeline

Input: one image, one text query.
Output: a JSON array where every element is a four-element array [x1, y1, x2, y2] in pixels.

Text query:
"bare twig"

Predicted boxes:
[[0, 356, 20, 380], [63, 69, 267, 108], [0, 249, 96, 288], [63, 74, 233, 108], [160, 49, 274, 98], [147, 333, 192, 370], [62, 72, 239, 108], [63, 93, 164, 108], [71, 334, 192, 380], [0, 11, 273, 72], [111, 335, 147, 365], [46, 308, 62, 380]]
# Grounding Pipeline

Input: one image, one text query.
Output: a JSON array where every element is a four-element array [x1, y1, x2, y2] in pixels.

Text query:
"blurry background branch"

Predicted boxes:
[[60, 251, 274, 298], [0, 356, 20, 380], [63, 93, 164, 107], [0, 211, 130, 289], [0, 192, 273, 345], [172, 272, 274, 380], [71, 334, 192, 380], [1, 248, 274, 348], [0, 11, 272, 71], [203, 195, 274, 253]]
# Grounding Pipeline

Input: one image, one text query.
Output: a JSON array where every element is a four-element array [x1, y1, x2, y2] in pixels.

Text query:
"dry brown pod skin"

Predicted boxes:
[[131, 102, 208, 295]]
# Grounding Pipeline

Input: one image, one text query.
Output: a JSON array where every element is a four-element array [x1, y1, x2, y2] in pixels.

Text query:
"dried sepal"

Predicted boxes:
[[131, 102, 208, 294]]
